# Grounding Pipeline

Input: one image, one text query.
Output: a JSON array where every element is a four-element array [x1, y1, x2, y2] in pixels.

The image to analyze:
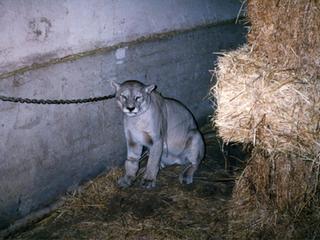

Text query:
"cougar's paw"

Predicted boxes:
[[140, 178, 156, 189], [179, 172, 193, 185], [179, 164, 198, 185], [116, 176, 131, 189]]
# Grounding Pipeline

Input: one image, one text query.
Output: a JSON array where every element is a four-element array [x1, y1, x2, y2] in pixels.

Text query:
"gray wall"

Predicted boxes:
[[0, 0, 247, 233], [0, 0, 243, 77]]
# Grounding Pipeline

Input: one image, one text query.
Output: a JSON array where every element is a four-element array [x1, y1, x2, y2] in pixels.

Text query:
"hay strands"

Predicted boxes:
[[211, 44, 320, 158]]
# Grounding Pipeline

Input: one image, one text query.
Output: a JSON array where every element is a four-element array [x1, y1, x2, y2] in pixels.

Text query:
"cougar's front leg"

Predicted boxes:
[[117, 131, 143, 189], [141, 139, 163, 188]]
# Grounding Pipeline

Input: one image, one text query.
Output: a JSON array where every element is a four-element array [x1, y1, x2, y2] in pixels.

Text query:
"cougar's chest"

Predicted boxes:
[[124, 111, 159, 146]]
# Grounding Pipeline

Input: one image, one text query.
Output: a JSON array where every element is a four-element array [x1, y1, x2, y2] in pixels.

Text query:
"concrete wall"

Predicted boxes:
[[0, 0, 247, 233], [0, 0, 242, 77]]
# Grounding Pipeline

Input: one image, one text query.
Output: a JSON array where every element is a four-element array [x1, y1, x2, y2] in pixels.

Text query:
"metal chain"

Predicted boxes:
[[0, 93, 115, 105]]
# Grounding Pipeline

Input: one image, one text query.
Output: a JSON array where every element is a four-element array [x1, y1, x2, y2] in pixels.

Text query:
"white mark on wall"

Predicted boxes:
[[115, 46, 128, 64]]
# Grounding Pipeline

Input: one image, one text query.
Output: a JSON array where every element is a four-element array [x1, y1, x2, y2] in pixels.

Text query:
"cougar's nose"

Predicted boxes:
[[127, 107, 135, 112]]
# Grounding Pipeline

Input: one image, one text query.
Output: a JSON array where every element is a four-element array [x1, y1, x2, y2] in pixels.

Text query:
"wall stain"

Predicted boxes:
[[27, 17, 52, 42], [14, 117, 41, 130], [12, 75, 25, 87]]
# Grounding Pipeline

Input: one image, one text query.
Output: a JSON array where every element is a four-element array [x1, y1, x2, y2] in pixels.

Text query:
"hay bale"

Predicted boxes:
[[211, 45, 320, 236], [212, 44, 320, 158], [246, 0, 320, 78], [211, 0, 320, 236], [210, 1, 320, 235], [228, 151, 320, 239]]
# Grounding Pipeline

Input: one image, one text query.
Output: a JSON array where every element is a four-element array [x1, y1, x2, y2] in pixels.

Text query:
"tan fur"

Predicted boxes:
[[111, 80, 205, 188]]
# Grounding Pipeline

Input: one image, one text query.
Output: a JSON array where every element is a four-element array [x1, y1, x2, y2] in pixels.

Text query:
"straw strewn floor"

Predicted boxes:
[[9, 127, 246, 240]]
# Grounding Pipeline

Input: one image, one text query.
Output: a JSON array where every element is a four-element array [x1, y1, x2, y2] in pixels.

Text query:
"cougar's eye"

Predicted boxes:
[[120, 95, 127, 100], [135, 96, 142, 101]]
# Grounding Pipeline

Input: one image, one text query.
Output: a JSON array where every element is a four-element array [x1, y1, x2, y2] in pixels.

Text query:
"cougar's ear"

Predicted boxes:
[[110, 80, 121, 91], [144, 84, 156, 94]]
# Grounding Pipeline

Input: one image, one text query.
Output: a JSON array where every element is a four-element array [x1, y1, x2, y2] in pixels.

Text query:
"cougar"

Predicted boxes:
[[111, 80, 205, 189]]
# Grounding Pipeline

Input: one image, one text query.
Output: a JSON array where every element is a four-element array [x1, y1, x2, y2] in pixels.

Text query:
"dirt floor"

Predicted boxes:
[[7, 127, 248, 239]]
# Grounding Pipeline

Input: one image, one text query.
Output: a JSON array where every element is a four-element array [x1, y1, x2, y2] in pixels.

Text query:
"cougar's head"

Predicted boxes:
[[110, 80, 155, 117]]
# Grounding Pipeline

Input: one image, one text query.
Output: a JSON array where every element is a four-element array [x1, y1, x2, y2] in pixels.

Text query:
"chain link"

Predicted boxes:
[[0, 93, 115, 105]]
